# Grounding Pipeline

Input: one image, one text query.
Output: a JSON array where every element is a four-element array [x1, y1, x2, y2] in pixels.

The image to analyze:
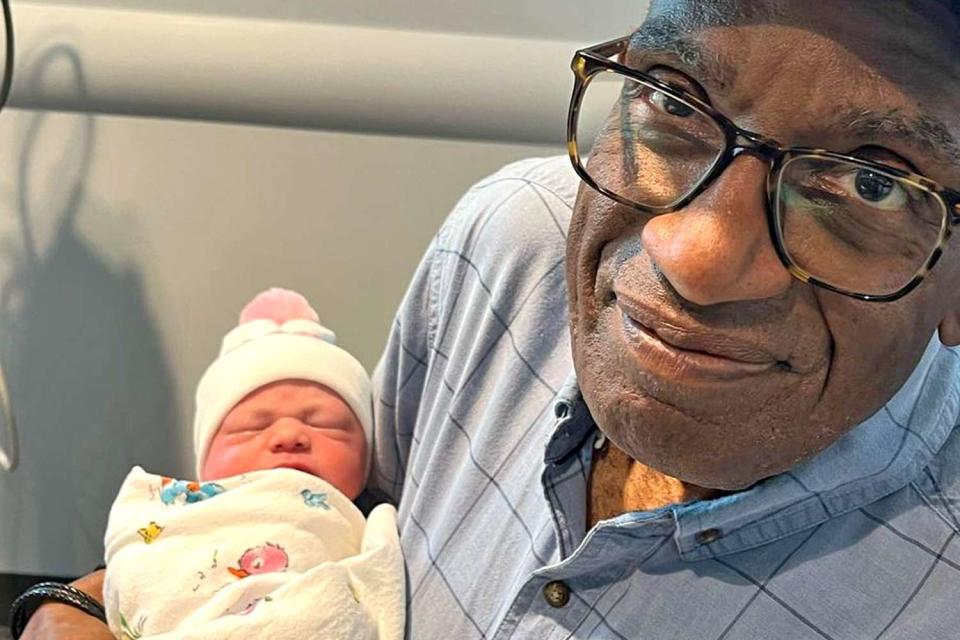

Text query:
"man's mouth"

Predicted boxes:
[[615, 293, 783, 380]]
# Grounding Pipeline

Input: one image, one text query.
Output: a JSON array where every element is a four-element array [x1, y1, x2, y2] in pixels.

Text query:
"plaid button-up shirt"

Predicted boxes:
[[371, 156, 960, 640]]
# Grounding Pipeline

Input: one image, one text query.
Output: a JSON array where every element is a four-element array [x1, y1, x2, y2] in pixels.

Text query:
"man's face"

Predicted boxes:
[[201, 379, 367, 499], [567, 0, 960, 489]]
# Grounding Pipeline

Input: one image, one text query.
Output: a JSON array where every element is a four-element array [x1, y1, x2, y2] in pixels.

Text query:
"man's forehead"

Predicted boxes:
[[632, 0, 960, 169], [640, 0, 959, 87], [643, 0, 958, 38]]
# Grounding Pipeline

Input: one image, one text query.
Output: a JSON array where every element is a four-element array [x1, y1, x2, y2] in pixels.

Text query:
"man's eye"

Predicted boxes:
[[649, 90, 695, 118], [621, 79, 645, 99], [854, 170, 893, 201], [800, 166, 913, 217], [842, 169, 908, 210]]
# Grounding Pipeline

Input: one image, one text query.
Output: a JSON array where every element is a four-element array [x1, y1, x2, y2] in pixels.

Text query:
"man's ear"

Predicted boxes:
[[938, 309, 960, 346]]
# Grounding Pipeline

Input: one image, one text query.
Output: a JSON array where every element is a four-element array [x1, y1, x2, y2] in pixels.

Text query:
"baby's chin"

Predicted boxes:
[[200, 458, 319, 482], [202, 459, 363, 500]]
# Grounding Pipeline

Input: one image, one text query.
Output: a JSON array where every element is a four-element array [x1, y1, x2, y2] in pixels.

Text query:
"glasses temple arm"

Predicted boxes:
[[580, 37, 629, 60]]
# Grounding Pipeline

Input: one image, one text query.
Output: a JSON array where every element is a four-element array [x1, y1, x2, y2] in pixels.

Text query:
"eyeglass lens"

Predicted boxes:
[[776, 156, 943, 295], [575, 69, 945, 297], [578, 72, 725, 209]]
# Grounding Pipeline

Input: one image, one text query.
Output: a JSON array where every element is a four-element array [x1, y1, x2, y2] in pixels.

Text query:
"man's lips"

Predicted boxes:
[[614, 293, 784, 379]]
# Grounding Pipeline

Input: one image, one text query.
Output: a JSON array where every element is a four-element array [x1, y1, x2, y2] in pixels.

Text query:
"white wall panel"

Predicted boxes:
[[0, 109, 554, 575]]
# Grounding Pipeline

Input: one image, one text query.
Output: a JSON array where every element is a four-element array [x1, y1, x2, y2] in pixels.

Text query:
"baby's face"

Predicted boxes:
[[201, 379, 367, 499]]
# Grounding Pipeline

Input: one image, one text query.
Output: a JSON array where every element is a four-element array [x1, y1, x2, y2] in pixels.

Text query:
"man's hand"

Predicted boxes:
[[19, 569, 113, 639]]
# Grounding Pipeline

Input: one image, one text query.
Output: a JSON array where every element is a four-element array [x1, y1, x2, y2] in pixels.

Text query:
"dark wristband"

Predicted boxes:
[[9, 581, 108, 639]]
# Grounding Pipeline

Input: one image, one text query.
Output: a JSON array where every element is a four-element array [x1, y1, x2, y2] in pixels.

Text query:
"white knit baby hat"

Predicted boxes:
[[193, 288, 373, 478]]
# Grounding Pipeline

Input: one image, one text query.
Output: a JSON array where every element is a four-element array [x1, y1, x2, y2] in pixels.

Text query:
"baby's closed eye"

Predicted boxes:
[[305, 416, 349, 430], [302, 410, 355, 432], [221, 416, 271, 434], [221, 408, 277, 433]]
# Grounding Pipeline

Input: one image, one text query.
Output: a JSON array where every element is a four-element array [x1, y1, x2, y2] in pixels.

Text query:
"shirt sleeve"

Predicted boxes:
[[368, 155, 574, 503], [369, 232, 440, 502]]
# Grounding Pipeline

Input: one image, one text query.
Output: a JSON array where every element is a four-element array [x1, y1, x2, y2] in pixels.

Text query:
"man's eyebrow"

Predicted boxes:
[[833, 107, 960, 168], [629, 23, 960, 171], [627, 19, 737, 92]]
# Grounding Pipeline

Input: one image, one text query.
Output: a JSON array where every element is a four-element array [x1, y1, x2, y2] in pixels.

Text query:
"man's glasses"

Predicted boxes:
[[567, 37, 960, 302]]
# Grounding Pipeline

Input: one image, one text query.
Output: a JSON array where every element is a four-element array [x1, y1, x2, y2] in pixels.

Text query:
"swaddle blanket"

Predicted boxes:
[[104, 466, 404, 640]]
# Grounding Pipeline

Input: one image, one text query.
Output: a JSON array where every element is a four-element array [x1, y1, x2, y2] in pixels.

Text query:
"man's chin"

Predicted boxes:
[[573, 317, 832, 489], [583, 382, 819, 490]]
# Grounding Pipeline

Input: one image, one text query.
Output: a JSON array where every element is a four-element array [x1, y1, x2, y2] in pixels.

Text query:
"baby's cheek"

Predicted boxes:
[[203, 440, 258, 481], [317, 437, 367, 498]]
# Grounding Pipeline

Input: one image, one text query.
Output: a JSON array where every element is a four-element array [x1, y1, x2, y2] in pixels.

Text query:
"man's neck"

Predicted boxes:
[[587, 439, 725, 527]]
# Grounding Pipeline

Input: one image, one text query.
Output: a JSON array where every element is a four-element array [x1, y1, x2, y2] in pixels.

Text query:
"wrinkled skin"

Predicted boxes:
[[568, 0, 960, 489]]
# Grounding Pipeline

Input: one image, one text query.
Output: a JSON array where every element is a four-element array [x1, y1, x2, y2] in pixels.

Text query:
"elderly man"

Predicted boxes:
[[21, 0, 960, 638]]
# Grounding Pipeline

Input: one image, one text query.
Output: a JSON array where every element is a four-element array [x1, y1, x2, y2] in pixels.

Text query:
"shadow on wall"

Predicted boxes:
[[0, 44, 180, 575]]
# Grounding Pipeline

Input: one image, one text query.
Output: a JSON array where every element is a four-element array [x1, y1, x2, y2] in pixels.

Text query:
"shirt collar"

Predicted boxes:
[[546, 335, 960, 561], [544, 370, 595, 465]]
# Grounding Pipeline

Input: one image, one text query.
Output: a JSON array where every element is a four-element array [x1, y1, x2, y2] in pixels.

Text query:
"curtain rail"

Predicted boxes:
[[6, 4, 581, 144]]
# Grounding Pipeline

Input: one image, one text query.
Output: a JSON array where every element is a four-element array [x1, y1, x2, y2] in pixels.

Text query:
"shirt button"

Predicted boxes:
[[543, 580, 571, 608], [695, 528, 723, 544]]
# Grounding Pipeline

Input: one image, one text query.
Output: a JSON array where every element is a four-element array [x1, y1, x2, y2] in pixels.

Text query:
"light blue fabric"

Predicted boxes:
[[371, 156, 960, 640]]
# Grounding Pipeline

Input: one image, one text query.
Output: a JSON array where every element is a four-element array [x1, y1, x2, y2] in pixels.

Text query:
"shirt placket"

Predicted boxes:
[[492, 399, 675, 639], [493, 508, 676, 638]]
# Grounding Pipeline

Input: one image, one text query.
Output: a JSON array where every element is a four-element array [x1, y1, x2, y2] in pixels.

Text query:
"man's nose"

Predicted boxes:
[[268, 419, 311, 453], [640, 155, 793, 306]]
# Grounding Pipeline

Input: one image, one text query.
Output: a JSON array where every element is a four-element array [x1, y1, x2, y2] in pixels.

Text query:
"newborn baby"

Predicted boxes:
[[102, 289, 404, 640]]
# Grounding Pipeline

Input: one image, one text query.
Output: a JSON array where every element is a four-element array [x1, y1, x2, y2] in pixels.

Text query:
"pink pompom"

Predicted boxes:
[[238, 288, 320, 325]]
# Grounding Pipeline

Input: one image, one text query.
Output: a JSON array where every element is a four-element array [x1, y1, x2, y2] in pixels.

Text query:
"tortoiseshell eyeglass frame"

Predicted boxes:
[[566, 36, 960, 302]]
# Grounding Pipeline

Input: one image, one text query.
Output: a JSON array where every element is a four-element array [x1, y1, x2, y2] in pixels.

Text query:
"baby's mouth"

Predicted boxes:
[[272, 459, 315, 474]]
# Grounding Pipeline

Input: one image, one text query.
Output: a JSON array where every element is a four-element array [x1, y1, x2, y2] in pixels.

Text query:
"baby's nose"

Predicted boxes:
[[268, 419, 311, 452]]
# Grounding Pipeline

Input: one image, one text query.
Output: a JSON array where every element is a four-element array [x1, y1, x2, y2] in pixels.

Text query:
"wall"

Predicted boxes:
[[0, 111, 555, 575], [0, 2, 647, 576]]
